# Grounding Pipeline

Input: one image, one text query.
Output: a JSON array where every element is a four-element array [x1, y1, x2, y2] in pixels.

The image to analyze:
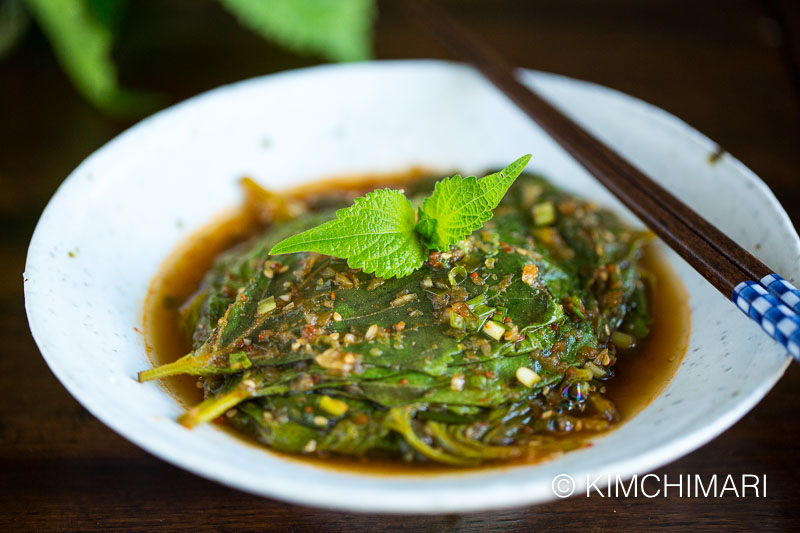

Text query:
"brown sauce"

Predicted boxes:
[[143, 172, 690, 475]]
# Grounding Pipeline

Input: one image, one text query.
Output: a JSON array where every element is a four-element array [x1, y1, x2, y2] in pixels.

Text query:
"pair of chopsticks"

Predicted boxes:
[[401, 0, 800, 361]]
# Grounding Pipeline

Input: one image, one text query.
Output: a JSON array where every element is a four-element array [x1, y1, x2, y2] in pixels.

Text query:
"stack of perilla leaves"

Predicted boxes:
[[140, 167, 651, 466]]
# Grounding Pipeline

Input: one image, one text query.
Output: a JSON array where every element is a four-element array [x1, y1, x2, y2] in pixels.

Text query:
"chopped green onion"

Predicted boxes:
[[533, 201, 556, 226], [461, 255, 483, 272], [450, 310, 466, 330], [611, 331, 636, 349], [423, 285, 448, 296], [466, 295, 496, 320], [571, 295, 585, 319], [257, 295, 276, 315], [319, 395, 349, 416], [515, 366, 541, 387], [482, 320, 505, 340], [228, 351, 252, 371], [492, 306, 508, 323], [585, 361, 607, 378], [448, 265, 467, 286], [446, 296, 497, 332], [567, 366, 595, 382], [533, 227, 556, 244]]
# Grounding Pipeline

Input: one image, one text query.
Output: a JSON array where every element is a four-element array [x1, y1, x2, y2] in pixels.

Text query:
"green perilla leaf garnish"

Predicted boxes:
[[270, 154, 532, 278], [415, 154, 532, 249], [269, 188, 426, 279]]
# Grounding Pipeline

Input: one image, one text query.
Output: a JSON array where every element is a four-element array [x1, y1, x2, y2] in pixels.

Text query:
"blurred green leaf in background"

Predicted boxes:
[[25, 0, 160, 116], [222, 0, 375, 62], [0, 0, 30, 60], [9, 0, 376, 116]]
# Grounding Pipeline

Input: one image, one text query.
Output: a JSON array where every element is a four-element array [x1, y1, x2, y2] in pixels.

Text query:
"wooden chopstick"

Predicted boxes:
[[401, 0, 800, 360]]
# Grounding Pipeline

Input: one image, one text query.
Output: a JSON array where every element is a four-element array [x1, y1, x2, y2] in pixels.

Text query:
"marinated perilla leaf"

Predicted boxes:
[[140, 172, 651, 465]]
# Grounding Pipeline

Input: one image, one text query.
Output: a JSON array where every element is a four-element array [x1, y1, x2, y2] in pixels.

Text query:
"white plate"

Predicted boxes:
[[24, 60, 799, 513]]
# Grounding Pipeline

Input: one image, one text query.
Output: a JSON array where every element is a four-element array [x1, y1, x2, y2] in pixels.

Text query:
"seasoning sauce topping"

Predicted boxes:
[[143, 172, 690, 474]]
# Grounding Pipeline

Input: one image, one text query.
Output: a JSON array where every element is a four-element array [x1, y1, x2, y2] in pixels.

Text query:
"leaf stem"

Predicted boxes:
[[384, 407, 479, 466], [138, 353, 204, 382], [178, 382, 254, 428]]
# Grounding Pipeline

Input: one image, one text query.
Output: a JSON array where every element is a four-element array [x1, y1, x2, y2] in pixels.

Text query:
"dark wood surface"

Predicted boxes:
[[405, 0, 796, 302], [2, 1, 799, 530]]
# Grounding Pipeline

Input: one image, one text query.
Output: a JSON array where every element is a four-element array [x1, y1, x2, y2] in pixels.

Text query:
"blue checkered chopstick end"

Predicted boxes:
[[760, 273, 800, 314], [733, 281, 800, 360]]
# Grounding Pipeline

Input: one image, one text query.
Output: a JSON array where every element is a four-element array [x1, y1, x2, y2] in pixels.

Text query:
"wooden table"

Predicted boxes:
[[2, 0, 798, 530]]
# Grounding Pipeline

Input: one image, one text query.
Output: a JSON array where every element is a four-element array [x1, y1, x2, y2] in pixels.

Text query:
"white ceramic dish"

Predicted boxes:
[[25, 60, 799, 513]]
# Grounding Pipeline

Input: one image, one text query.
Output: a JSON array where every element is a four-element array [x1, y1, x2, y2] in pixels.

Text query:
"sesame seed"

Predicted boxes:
[[390, 293, 416, 308], [365, 324, 379, 340], [522, 264, 539, 286]]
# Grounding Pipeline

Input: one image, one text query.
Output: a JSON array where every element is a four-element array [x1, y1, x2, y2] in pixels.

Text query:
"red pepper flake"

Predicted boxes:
[[499, 241, 512, 253], [302, 323, 320, 341], [133, 327, 143, 334], [426, 250, 443, 269], [330, 292, 336, 300], [399, 378, 409, 386], [304, 406, 314, 413], [355, 414, 369, 424], [470, 272, 479, 281], [551, 323, 559, 332], [484, 371, 496, 379], [393, 321, 406, 331], [452, 302, 471, 317], [504, 316, 511, 324]]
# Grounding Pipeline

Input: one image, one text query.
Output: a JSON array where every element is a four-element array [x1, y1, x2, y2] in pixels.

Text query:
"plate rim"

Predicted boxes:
[[24, 59, 796, 513]]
